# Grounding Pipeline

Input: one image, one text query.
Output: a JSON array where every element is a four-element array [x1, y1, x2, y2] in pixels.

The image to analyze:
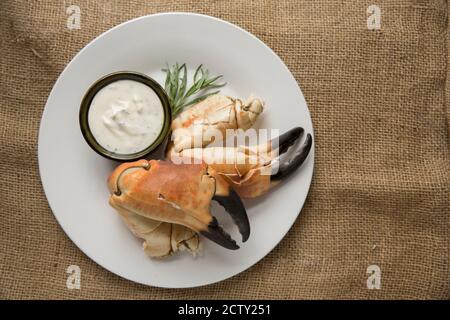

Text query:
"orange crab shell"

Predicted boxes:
[[107, 159, 218, 234]]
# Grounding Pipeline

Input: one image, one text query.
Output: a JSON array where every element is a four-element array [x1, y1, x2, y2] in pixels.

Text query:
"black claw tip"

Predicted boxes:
[[271, 127, 304, 155], [200, 217, 239, 250], [272, 133, 312, 181], [213, 190, 250, 242]]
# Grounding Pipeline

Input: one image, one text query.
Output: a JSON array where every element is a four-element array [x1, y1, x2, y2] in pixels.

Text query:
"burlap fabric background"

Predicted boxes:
[[1, 0, 449, 299]]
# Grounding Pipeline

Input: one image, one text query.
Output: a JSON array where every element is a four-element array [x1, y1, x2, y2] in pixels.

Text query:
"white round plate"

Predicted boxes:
[[38, 13, 314, 288]]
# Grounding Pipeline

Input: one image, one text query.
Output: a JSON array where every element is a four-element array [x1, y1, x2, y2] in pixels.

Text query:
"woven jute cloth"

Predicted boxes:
[[1, 0, 449, 299]]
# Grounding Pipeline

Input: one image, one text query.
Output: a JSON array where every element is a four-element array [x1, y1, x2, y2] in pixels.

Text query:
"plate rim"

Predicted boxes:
[[38, 12, 315, 288]]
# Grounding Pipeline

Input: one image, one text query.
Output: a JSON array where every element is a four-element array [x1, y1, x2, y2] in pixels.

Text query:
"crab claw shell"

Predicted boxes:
[[271, 127, 304, 155], [108, 159, 249, 251], [110, 198, 199, 258], [271, 132, 313, 181], [201, 217, 238, 250], [171, 94, 264, 153], [236, 95, 264, 130], [238, 127, 312, 194], [171, 127, 312, 199], [212, 189, 250, 242], [107, 159, 150, 195], [171, 223, 200, 253]]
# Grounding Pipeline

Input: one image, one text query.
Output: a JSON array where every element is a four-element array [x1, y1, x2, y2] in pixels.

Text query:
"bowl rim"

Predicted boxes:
[[79, 71, 172, 161]]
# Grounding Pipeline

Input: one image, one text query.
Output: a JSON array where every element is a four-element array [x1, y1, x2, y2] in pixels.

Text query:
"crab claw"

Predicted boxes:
[[271, 128, 313, 181], [213, 188, 250, 242], [272, 126, 304, 155], [200, 217, 240, 250], [108, 159, 250, 251], [171, 126, 313, 199]]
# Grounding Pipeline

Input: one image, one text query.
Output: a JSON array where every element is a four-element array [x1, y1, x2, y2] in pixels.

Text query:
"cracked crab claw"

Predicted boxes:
[[107, 159, 250, 252], [170, 94, 264, 153], [173, 127, 313, 198]]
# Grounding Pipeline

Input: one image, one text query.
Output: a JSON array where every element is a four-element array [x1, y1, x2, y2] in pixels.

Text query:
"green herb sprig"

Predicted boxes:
[[162, 63, 226, 117]]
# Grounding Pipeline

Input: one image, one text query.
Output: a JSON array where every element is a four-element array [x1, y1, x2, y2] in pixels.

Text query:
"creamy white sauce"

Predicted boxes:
[[88, 79, 164, 154]]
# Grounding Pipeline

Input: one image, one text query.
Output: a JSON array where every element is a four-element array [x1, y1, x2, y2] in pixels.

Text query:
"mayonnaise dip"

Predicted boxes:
[[88, 79, 165, 154]]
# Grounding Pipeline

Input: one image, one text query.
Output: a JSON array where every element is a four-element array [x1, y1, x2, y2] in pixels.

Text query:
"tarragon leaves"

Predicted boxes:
[[162, 63, 226, 117]]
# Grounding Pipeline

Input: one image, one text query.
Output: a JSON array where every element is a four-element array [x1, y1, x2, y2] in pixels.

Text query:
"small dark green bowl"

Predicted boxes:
[[79, 71, 172, 161]]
